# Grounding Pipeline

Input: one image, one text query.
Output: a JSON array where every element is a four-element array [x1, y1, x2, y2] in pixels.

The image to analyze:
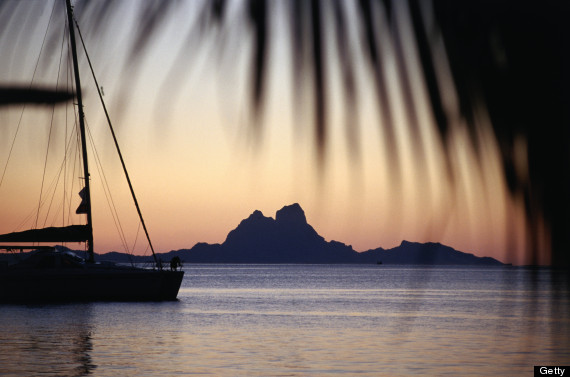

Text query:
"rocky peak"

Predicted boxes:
[[275, 203, 307, 225], [248, 210, 266, 220]]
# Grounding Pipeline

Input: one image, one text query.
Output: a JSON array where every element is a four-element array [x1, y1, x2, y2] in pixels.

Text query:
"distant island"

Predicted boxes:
[[106, 203, 504, 265], [1, 204, 506, 265]]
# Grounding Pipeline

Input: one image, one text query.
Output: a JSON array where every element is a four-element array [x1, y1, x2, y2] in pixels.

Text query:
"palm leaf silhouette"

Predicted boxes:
[[1, 0, 567, 267]]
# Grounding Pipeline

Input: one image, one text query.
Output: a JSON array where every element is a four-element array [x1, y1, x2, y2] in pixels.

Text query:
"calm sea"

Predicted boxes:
[[0, 265, 568, 376]]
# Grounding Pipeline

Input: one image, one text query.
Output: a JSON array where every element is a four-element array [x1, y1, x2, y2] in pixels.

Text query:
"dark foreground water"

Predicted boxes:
[[0, 265, 568, 376]]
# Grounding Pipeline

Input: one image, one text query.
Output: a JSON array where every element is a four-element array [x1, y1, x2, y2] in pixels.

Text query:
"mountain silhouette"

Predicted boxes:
[[4, 204, 503, 265], [173, 204, 358, 263], [360, 241, 504, 265], [162, 204, 505, 265]]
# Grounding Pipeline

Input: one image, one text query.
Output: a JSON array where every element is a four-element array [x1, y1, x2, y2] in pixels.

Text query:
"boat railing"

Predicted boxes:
[[0, 245, 57, 252]]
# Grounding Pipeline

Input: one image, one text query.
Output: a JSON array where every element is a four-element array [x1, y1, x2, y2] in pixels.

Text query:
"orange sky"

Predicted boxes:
[[0, 0, 545, 265]]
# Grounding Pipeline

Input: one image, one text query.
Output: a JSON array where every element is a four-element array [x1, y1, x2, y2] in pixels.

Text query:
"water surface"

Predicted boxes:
[[1, 265, 568, 376]]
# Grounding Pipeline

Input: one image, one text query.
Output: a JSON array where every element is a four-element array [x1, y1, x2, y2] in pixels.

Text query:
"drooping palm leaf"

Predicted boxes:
[[1, 0, 567, 266]]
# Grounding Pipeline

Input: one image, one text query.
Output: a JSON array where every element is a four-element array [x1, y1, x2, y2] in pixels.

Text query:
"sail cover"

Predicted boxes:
[[0, 225, 90, 243], [76, 187, 89, 214]]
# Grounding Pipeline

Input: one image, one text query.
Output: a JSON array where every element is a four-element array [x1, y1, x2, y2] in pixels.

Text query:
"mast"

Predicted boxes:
[[66, 0, 94, 263], [74, 19, 161, 269]]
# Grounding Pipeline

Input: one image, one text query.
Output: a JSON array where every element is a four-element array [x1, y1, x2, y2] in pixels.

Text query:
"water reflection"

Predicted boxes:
[[180, 265, 569, 375], [0, 304, 96, 376], [0, 266, 567, 376]]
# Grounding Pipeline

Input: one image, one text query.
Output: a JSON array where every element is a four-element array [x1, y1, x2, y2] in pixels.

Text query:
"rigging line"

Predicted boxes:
[[85, 126, 130, 254], [66, 129, 81, 223], [64, 29, 82, 225], [129, 221, 151, 266], [126, 219, 148, 266], [63, 122, 80, 223], [10, 127, 80, 232], [131, 222, 153, 259], [87, 128, 130, 255], [14, 206, 39, 232], [0, 0, 59, 191], [12, 146, 77, 232], [61, 118, 82, 226], [60, 17, 82, 228], [85, 120, 131, 254], [42, 123, 84, 228], [34, 103, 56, 230], [75, 16, 160, 267], [69, 134, 82, 227], [63, 17, 71, 227], [131, 221, 142, 256], [40, 157, 68, 228], [41, 16, 71, 229], [66, 0, 94, 261], [18, 142, 75, 231], [12, 150, 70, 232], [126, 220, 142, 267]]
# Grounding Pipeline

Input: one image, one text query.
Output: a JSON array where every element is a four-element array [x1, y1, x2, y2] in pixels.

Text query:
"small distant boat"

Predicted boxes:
[[0, 0, 183, 302], [376, 261, 383, 265]]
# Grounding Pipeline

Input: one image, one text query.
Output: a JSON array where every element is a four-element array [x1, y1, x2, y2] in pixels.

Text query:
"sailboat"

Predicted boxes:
[[0, 0, 184, 301]]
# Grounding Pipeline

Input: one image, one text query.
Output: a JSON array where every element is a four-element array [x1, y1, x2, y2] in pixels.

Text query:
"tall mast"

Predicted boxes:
[[74, 19, 161, 269], [66, 0, 94, 262]]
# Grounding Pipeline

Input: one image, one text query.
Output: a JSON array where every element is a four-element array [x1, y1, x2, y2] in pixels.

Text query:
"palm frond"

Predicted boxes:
[[1, 0, 567, 266]]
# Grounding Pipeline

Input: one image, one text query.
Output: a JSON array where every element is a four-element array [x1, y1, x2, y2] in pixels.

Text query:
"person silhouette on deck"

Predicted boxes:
[[170, 256, 182, 271]]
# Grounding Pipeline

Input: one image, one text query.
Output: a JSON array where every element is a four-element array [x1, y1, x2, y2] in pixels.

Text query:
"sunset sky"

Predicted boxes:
[[0, 1, 540, 265]]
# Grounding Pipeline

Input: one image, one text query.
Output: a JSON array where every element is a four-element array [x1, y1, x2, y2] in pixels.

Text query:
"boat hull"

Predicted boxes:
[[0, 268, 184, 302]]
